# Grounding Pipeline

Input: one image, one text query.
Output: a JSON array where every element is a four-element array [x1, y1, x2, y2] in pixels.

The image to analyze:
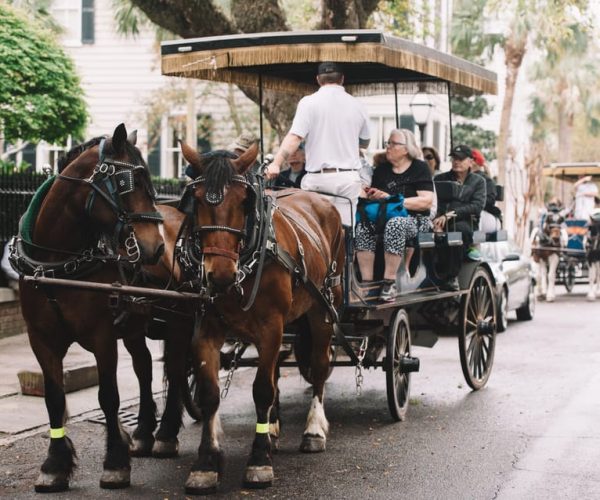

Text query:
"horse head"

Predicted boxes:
[[54, 123, 164, 264], [543, 211, 563, 245], [180, 141, 259, 292]]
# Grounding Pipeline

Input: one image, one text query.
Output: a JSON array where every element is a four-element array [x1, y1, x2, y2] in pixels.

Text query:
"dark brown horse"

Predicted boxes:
[[531, 209, 564, 302], [15, 124, 164, 492], [586, 212, 600, 300], [175, 142, 345, 494]]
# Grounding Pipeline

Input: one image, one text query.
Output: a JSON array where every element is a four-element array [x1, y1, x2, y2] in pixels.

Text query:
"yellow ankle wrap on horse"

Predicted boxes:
[[256, 422, 269, 434], [50, 427, 66, 439]]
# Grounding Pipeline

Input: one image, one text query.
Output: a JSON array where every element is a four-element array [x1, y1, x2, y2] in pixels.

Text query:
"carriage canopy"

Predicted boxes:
[[543, 162, 600, 181], [160, 30, 497, 97]]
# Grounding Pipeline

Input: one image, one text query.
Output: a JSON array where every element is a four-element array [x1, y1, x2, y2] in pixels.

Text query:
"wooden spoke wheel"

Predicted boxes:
[[385, 309, 412, 422], [459, 268, 497, 390]]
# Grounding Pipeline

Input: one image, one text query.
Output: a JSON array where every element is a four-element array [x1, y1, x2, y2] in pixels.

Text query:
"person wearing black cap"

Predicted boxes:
[[266, 61, 371, 227], [433, 144, 486, 261]]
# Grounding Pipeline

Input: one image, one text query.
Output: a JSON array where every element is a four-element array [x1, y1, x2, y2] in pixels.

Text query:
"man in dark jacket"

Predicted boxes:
[[434, 144, 486, 260]]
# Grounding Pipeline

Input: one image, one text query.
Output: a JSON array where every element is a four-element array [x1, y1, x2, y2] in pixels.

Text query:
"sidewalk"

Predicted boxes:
[[0, 333, 165, 438]]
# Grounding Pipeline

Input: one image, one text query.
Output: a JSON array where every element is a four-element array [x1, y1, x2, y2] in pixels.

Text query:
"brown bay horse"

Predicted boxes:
[[13, 124, 165, 492], [175, 142, 345, 494]]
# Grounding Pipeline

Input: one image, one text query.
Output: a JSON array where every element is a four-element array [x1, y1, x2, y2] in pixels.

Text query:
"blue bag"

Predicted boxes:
[[356, 194, 407, 225]]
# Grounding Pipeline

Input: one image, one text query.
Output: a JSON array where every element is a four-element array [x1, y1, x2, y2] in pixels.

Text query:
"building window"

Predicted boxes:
[[52, 0, 95, 46], [399, 114, 415, 133], [81, 0, 95, 44]]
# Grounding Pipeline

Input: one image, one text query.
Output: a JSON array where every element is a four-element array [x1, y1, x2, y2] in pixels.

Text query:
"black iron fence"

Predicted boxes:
[[0, 172, 184, 247]]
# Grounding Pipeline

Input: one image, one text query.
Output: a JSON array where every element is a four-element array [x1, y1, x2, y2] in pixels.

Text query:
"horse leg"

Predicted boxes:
[[269, 363, 282, 452], [93, 338, 131, 489], [185, 327, 224, 495], [588, 262, 598, 300], [243, 325, 283, 489], [299, 313, 330, 453], [29, 335, 75, 493], [153, 322, 190, 458], [547, 254, 559, 302], [122, 334, 156, 457], [537, 260, 548, 298]]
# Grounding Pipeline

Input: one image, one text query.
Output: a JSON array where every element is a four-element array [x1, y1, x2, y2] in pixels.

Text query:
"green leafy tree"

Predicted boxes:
[[0, 4, 87, 152], [528, 23, 600, 162]]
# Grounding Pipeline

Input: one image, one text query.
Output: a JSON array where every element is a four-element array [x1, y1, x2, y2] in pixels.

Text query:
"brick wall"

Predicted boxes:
[[0, 299, 26, 339]]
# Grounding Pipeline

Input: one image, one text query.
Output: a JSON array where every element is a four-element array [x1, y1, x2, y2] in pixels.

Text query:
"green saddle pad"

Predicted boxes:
[[20, 176, 56, 244]]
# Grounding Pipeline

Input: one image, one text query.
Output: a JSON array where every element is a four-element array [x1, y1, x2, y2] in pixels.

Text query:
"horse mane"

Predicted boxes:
[[200, 150, 239, 194], [57, 135, 147, 173], [57, 136, 105, 173]]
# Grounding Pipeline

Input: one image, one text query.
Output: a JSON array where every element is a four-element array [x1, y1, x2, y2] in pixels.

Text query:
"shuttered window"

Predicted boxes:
[[81, 0, 95, 44]]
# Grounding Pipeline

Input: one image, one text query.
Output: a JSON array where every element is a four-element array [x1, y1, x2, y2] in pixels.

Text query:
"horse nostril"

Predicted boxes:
[[155, 243, 165, 259]]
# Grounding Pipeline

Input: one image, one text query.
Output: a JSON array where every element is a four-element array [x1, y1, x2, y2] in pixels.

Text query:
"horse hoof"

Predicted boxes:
[[300, 434, 326, 453], [243, 465, 273, 489], [100, 468, 130, 489], [587, 294, 596, 301], [130, 437, 155, 457], [185, 470, 219, 495], [34, 472, 69, 493], [152, 439, 179, 458], [546, 296, 555, 303]]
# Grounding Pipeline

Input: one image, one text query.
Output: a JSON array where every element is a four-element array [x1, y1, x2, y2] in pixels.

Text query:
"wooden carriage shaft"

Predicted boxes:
[[22, 276, 205, 301]]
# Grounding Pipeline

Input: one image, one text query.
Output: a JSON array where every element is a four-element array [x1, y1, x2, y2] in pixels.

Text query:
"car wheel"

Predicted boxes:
[[516, 281, 535, 321], [497, 288, 508, 333]]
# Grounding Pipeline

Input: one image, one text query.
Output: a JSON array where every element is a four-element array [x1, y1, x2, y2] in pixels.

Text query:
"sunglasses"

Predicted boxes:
[[424, 154, 434, 160]]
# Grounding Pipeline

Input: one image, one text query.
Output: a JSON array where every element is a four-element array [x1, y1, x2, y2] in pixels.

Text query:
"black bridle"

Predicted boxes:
[[56, 138, 163, 262]]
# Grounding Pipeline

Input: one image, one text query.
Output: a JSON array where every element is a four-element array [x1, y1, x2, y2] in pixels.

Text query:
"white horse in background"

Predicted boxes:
[[531, 210, 566, 302]]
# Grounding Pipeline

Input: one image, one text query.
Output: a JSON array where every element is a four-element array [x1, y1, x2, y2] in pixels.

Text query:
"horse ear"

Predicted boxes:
[[127, 129, 138, 146], [179, 140, 202, 178], [231, 142, 259, 174], [112, 123, 128, 154]]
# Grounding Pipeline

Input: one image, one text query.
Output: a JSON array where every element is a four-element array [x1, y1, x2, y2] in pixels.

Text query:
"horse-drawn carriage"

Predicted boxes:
[[11, 30, 507, 495], [532, 163, 600, 299]]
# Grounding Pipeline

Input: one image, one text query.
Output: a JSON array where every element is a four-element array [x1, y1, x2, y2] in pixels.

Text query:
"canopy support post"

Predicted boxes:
[[259, 74, 264, 163], [446, 81, 454, 151], [394, 82, 399, 129]]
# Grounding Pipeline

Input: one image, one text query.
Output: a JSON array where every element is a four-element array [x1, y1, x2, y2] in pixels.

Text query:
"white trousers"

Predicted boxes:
[[301, 171, 362, 227]]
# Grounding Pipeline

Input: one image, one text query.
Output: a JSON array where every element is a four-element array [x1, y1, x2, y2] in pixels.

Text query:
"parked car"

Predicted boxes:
[[480, 240, 536, 332]]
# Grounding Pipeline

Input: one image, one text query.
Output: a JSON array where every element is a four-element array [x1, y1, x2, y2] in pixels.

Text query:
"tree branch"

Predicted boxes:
[[129, 0, 234, 38], [231, 0, 288, 33]]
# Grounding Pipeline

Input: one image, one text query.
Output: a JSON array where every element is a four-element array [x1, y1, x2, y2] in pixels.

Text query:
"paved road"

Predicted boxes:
[[1, 286, 599, 499]]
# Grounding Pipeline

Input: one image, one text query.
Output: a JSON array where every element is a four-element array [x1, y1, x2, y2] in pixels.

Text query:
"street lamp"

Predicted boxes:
[[409, 91, 434, 143]]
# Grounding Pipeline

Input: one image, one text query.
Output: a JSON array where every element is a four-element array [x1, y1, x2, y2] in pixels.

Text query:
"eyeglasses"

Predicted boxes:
[[385, 140, 405, 148], [424, 154, 434, 160]]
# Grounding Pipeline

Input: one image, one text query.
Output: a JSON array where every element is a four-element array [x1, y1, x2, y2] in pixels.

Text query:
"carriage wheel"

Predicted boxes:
[[183, 356, 203, 421], [459, 268, 497, 390], [385, 309, 412, 422], [564, 262, 576, 292]]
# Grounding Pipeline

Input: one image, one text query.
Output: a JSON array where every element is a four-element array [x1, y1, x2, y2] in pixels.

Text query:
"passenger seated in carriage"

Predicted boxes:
[[471, 148, 502, 232], [355, 128, 434, 301], [433, 144, 486, 261]]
